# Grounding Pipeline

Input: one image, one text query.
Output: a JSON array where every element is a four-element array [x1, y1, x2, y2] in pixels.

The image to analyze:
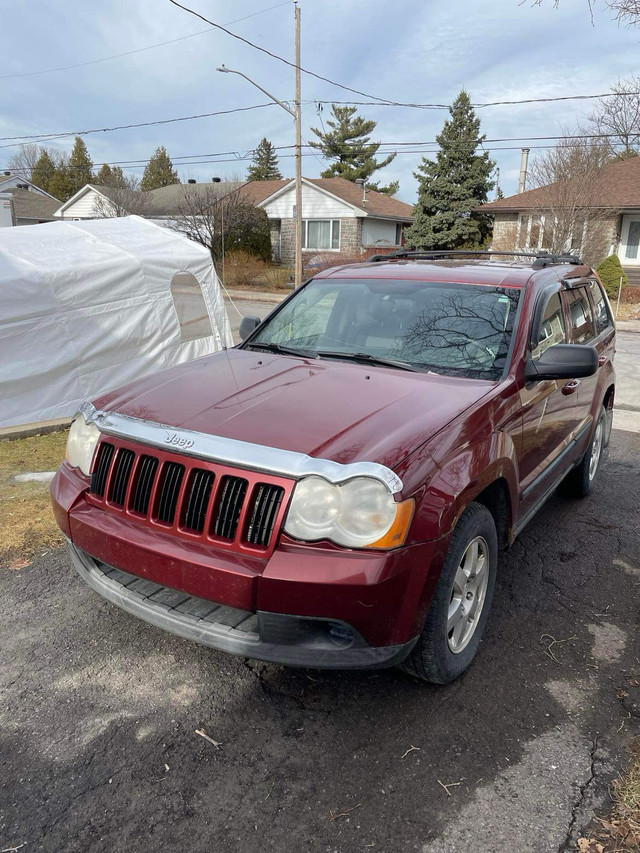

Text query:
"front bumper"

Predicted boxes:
[[70, 544, 418, 669]]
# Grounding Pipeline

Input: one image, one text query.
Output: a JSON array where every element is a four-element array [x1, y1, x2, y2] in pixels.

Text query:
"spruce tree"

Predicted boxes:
[[68, 136, 93, 196], [404, 91, 495, 250], [246, 138, 283, 181], [310, 105, 398, 195], [140, 146, 180, 191], [31, 150, 56, 193]]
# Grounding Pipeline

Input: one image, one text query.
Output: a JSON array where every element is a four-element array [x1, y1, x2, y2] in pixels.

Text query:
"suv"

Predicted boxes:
[[51, 251, 616, 683]]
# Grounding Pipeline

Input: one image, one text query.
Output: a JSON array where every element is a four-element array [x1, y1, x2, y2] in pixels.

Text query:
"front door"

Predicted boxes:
[[620, 215, 640, 266], [518, 289, 580, 512]]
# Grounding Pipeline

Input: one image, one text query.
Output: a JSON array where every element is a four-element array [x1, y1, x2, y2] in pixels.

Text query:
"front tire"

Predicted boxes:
[[400, 503, 498, 684], [560, 406, 606, 499]]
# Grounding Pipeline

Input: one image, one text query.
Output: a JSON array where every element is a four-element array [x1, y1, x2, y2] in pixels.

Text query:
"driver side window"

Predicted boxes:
[[532, 292, 566, 360]]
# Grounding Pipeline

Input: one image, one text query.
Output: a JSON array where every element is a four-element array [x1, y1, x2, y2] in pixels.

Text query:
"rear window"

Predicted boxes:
[[564, 286, 596, 344], [589, 279, 612, 335]]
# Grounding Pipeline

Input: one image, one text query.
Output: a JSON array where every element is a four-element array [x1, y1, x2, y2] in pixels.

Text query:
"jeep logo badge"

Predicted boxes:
[[164, 431, 194, 450]]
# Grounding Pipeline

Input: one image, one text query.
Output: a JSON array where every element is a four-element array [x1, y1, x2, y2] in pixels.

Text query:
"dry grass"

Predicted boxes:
[[0, 430, 68, 569], [616, 301, 640, 321], [222, 251, 293, 292], [578, 738, 640, 852]]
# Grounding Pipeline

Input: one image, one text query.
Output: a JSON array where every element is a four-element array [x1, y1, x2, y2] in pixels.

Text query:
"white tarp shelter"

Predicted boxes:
[[0, 215, 233, 428]]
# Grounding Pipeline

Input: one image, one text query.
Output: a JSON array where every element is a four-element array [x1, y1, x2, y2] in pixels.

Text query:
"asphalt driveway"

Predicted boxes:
[[1, 427, 638, 853]]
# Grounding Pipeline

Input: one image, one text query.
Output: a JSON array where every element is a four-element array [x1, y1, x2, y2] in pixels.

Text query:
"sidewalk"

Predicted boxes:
[[616, 318, 640, 334], [223, 287, 288, 305]]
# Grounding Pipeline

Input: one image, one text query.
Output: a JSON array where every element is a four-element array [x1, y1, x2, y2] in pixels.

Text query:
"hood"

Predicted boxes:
[[93, 349, 493, 471]]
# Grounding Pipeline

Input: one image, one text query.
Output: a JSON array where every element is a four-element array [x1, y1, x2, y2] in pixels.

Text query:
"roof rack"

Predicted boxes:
[[366, 250, 583, 270]]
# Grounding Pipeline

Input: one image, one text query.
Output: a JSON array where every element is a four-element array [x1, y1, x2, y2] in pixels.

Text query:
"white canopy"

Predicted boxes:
[[0, 216, 233, 428]]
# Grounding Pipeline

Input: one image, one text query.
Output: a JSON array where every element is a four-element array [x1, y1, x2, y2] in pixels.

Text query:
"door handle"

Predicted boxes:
[[562, 380, 581, 395]]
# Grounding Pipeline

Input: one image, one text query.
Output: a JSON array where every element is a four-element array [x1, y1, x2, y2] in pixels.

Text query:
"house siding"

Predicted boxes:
[[58, 189, 103, 219], [263, 183, 356, 220]]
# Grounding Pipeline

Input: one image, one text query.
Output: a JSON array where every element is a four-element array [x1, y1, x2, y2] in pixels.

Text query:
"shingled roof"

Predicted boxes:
[[480, 154, 640, 212], [3, 188, 61, 221]]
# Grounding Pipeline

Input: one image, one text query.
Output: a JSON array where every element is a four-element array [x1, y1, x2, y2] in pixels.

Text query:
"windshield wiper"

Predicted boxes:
[[244, 342, 318, 358], [315, 351, 420, 372]]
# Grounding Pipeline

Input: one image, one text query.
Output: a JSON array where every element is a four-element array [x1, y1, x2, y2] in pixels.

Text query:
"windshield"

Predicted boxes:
[[246, 278, 521, 380]]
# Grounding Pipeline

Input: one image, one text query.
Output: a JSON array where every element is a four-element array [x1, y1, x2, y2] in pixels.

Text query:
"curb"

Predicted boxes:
[[224, 289, 288, 304], [0, 418, 71, 442]]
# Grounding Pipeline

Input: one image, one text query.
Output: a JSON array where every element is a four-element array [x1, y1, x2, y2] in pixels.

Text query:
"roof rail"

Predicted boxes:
[[366, 249, 583, 269]]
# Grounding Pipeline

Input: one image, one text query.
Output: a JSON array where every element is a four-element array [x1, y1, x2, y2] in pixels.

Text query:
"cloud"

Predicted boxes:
[[1, 0, 639, 200]]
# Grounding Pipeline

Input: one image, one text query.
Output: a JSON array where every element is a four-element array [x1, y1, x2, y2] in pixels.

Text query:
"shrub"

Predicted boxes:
[[596, 254, 628, 298], [222, 250, 266, 288]]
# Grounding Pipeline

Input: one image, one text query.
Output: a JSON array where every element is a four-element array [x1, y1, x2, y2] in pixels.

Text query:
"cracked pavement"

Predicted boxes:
[[1, 426, 639, 853]]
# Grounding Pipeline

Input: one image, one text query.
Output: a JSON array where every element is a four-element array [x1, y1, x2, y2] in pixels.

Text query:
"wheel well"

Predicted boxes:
[[473, 478, 511, 551], [603, 384, 615, 411]]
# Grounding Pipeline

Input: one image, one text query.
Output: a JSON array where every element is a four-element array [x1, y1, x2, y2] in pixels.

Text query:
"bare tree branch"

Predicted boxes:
[[585, 75, 640, 156], [527, 135, 616, 264]]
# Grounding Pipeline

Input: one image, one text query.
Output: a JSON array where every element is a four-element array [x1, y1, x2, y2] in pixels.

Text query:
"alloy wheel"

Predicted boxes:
[[447, 536, 490, 654]]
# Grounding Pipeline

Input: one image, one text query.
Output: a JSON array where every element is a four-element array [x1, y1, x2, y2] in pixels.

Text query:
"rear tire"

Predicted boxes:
[[560, 406, 606, 499], [400, 503, 497, 684]]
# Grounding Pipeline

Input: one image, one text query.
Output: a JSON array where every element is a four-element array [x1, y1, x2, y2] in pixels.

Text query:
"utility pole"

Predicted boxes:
[[216, 2, 303, 288], [293, 1, 302, 288]]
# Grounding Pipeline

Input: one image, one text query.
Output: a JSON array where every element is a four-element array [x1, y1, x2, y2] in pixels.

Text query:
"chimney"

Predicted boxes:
[[3, 171, 10, 176], [355, 177, 366, 205], [518, 148, 530, 194], [187, 179, 196, 184], [212, 177, 222, 183]]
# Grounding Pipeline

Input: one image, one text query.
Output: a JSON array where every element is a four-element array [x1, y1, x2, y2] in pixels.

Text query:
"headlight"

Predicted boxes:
[[65, 413, 101, 476], [284, 476, 414, 549]]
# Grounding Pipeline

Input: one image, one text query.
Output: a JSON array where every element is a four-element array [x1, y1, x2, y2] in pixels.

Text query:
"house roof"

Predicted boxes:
[[143, 181, 245, 217], [2, 188, 61, 221], [250, 177, 414, 220], [480, 154, 640, 212], [0, 172, 61, 201]]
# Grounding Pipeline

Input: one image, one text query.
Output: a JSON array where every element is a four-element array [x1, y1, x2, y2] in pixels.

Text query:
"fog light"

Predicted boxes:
[[328, 622, 355, 647]]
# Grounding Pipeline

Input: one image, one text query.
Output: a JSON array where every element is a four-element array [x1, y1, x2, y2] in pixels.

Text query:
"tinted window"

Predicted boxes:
[[589, 279, 612, 335], [564, 287, 596, 343], [249, 279, 521, 381], [532, 291, 566, 360]]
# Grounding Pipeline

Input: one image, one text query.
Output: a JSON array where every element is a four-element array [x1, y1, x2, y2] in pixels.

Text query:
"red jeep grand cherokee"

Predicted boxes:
[[51, 250, 615, 683]]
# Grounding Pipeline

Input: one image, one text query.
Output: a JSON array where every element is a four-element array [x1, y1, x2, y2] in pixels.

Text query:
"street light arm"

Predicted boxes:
[[216, 65, 295, 118]]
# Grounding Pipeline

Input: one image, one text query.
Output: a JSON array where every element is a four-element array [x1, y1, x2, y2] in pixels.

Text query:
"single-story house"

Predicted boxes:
[[479, 155, 640, 286], [54, 177, 414, 264]]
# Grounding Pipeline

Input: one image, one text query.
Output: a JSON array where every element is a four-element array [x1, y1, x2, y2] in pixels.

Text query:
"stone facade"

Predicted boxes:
[[276, 217, 363, 265], [269, 219, 281, 262], [490, 213, 519, 251]]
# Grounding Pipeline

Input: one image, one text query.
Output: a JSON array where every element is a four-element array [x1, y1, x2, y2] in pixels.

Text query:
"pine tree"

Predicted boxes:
[[31, 150, 57, 193], [48, 164, 74, 202], [140, 146, 180, 191], [404, 91, 495, 250], [246, 138, 283, 181], [94, 163, 130, 188], [68, 136, 93, 196], [310, 105, 398, 195]]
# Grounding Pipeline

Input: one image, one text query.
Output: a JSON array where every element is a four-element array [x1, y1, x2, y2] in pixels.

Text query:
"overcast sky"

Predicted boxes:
[[2, 0, 640, 202]]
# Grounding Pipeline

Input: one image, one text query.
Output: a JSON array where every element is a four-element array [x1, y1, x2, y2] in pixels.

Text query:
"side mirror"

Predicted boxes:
[[525, 343, 598, 382], [239, 315, 260, 340]]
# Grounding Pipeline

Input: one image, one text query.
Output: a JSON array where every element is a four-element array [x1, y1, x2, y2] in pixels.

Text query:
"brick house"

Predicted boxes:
[[478, 155, 640, 286], [55, 177, 414, 264]]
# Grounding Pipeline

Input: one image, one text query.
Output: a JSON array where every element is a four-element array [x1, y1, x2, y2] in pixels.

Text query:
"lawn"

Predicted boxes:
[[0, 430, 68, 569]]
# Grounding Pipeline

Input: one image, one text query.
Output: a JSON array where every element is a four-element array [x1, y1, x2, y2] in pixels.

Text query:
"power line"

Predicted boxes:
[[0, 1, 291, 81], [308, 91, 640, 110], [166, 0, 395, 104], [0, 103, 277, 150]]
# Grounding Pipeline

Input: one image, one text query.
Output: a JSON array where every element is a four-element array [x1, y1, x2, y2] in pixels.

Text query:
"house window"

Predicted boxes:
[[302, 220, 340, 250], [170, 272, 212, 342], [395, 223, 403, 245]]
